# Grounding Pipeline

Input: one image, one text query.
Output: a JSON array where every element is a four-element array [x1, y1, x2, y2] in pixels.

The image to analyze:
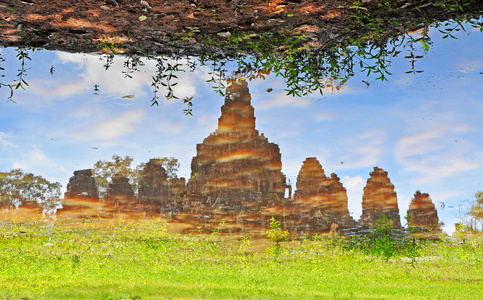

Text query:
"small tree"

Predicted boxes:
[[266, 217, 289, 258], [348, 215, 420, 264], [266, 217, 289, 246]]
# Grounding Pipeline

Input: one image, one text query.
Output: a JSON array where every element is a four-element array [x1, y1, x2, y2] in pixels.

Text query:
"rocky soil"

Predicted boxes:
[[1, 0, 481, 57]]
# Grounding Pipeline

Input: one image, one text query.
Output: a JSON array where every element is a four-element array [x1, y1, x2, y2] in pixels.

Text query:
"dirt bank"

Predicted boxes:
[[1, 0, 481, 56]]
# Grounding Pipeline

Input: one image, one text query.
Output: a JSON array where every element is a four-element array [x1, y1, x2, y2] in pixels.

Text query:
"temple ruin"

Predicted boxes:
[[293, 157, 355, 231], [407, 191, 441, 233], [54, 80, 444, 237], [359, 167, 401, 228], [64, 169, 98, 199], [187, 79, 287, 209]]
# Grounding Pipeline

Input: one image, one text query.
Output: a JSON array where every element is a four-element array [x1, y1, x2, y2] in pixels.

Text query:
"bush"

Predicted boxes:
[[266, 217, 289, 258], [346, 215, 421, 265]]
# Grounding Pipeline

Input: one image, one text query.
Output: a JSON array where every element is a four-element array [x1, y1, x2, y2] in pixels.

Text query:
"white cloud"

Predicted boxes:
[[156, 120, 187, 135], [29, 80, 88, 98], [11, 146, 47, 170], [56, 52, 201, 101], [72, 107, 97, 119], [315, 111, 336, 121], [29, 147, 47, 162], [337, 129, 386, 169], [258, 92, 311, 109], [92, 109, 145, 140], [395, 127, 482, 184], [0, 132, 17, 149], [396, 129, 445, 158], [341, 145, 382, 168]]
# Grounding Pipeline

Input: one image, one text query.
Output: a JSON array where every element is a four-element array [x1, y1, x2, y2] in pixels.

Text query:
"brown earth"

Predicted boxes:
[[0, 0, 350, 55], [1, 0, 481, 57]]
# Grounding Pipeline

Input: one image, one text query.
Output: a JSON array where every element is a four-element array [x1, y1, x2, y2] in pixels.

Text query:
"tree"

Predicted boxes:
[[93, 155, 181, 198], [158, 157, 179, 179], [93, 155, 136, 198], [266, 217, 289, 247], [467, 191, 483, 231], [136, 157, 179, 179], [0, 169, 61, 207]]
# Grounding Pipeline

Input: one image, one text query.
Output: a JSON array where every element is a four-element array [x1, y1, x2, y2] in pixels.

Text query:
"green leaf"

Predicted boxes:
[[139, 15, 147, 21]]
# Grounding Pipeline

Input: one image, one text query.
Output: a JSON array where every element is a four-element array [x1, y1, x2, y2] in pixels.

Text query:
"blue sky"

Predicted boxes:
[[1, 23, 482, 233]]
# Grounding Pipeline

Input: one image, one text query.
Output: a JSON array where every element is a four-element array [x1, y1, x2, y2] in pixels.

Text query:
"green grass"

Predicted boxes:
[[0, 219, 482, 299]]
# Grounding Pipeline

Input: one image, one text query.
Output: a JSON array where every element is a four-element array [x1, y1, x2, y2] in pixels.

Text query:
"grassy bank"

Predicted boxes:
[[0, 219, 481, 299]]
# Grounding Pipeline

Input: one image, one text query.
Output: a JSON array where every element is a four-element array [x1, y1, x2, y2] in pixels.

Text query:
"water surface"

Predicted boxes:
[[1, 22, 482, 235]]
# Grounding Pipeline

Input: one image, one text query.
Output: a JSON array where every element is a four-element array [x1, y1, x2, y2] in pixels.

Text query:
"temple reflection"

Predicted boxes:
[[1, 78, 441, 237]]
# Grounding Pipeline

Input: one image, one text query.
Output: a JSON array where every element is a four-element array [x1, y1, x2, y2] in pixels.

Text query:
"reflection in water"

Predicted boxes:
[[360, 167, 401, 228], [293, 158, 355, 230], [3, 19, 481, 235], [189, 79, 286, 205], [1, 79, 442, 237]]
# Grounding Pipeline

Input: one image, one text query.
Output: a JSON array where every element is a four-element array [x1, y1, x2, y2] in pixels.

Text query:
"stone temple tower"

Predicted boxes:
[[359, 167, 401, 228], [188, 79, 287, 207], [407, 191, 441, 233], [293, 157, 355, 229]]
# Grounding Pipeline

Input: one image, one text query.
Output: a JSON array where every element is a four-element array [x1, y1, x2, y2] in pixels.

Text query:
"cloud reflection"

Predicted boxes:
[[56, 52, 200, 101], [396, 128, 482, 184], [0, 132, 17, 149], [92, 109, 145, 140]]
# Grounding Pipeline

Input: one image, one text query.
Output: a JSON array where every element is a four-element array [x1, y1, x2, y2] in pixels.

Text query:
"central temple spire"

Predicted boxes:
[[216, 79, 256, 136], [188, 79, 286, 206]]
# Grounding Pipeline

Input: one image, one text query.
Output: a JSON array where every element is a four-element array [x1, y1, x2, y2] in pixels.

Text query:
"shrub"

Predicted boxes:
[[266, 217, 289, 258], [346, 215, 421, 265]]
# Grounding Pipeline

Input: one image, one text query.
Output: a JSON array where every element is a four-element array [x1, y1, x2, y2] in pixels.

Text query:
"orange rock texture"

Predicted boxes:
[[293, 157, 354, 230], [407, 191, 441, 232], [1, 201, 44, 221], [360, 167, 401, 228], [188, 79, 287, 207]]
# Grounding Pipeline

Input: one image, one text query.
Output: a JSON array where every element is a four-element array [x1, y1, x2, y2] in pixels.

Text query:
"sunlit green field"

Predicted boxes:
[[1, 219, 481, 300]]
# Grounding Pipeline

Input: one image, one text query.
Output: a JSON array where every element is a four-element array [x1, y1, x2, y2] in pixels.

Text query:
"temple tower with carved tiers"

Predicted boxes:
[[188, 79, 286, 208], [359, 167, 401, 228], [293, 157, 355, 231], [407, 191, 441, 233]]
